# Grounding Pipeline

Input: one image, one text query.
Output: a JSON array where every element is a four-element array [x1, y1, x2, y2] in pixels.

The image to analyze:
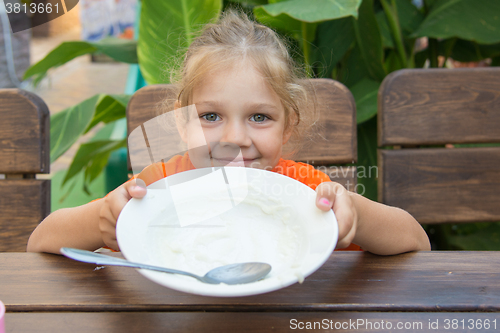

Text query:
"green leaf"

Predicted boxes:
[[337, 44, 370, 87], [445, 223, 500, 251], [62, 139, 126, 187], [384, 48, 406, 73], [50, 95, 100, 163], [254, 6, 317, 73], [396, 0, 424, 36], [350, 77, 380, 124], [414, 0, 500, 44], [313, 17, 355, 77], [84, 95, 131, 133], [254, 7, 301, 38], [51, 169, 106, 209], [227, 0, 268, 6], [50, 94, 130, 163], [375, 11, 394, 48], [352, 0, 386, 81], [255, 1, 361, 75], [356, 116, 378, 201], [92, 38, 139, 63], [444, 39, 500, 62], [24, 42, 97, 85], [255, 0, 362, 22], [138, 0, 223, 84], [24, 38, 138, 85]]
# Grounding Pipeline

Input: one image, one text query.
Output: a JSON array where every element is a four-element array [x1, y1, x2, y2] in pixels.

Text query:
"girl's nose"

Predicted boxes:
[[220, 121, 251, 147]]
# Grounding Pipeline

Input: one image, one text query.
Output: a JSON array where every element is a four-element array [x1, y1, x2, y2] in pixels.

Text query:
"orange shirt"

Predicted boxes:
[[137, 153, 330, 190], [136, 153, 361, 251]]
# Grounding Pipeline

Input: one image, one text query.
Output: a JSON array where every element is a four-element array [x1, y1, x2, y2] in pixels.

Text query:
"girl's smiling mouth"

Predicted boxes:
[[211, 157, 258, 167]]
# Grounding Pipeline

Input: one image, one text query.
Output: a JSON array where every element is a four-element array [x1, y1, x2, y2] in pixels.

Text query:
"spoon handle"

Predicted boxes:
[[60, 247, 203, 281]]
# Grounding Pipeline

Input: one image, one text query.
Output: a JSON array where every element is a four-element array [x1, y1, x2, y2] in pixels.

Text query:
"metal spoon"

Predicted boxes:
[[60, 247, 271, 285]]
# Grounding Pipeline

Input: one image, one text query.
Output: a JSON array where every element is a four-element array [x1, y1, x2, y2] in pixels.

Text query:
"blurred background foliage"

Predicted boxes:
[[25, 0, 500, 250]]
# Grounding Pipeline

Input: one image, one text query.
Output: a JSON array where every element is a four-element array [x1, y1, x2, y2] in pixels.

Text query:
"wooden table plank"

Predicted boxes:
[[5, 312, 500, 333], [1, 252, 500, 312]]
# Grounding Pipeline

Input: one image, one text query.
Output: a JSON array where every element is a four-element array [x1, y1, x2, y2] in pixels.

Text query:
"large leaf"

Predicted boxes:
[[24, 38, 138, 85], [84, 95, 130, 133], [51, 169, 106, 210], [138, 0, 223, 84], [352, 0, 386, 81], [62, 138, 127, 188], [313, 17, 355, 77], [50, 95, 100, 163], [51, 94, 130, 163], [254, 0, 361, 72], [414, 0, 500, 44], [255, 0, 361, 22], [375, 11, 394, 48], [254, 6, 317, 71], [349, 77, 380, 124], [396, 0, 424, 36], [337, 44, 370, 87]]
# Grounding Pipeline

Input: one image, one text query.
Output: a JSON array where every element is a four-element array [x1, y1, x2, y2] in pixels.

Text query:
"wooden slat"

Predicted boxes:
[[320, 166, 357, 191], [126, 79, 356, 173], [0, 180, 50, 251], [5, 312, 499, 333], [0, 89, 50, 174], [2, 252, 500, 312], [378, 148, 500, 224], [293, 79, 357, 164], [378, 68, 500, 146]]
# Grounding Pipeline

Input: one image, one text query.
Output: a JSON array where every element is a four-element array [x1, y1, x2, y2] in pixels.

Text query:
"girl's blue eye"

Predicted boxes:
[[252, 114, 268, 122], [202, 113, 219, 121]]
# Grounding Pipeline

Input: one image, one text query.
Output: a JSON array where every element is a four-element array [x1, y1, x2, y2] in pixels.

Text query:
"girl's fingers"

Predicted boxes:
[[315, 182, 357, 248], [333, 193, 355, 242], [126, 178, 147, 199], [315, 182, 345, 211], [336, 216, 356, 249]]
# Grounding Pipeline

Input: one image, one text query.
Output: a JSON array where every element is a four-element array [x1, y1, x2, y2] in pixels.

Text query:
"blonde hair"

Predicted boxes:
[[164, 10, 317, 157]]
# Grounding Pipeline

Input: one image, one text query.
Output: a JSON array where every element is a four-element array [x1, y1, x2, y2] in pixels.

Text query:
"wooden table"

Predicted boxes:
[[1, 252, 500, 332]]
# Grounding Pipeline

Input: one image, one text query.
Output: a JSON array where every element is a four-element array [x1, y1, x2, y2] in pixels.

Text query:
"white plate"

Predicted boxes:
[[116, 167, 338, 297]]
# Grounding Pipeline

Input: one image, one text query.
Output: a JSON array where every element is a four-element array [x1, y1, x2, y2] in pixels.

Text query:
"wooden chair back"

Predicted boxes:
[[378, 68, 500, 224], [0, 89, 50, 251], [127, 79, 357, 189]]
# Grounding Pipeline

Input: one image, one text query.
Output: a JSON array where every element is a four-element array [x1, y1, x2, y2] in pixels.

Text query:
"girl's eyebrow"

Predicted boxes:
[[248, 103, 279, 111], [196, 101, 279, 111], [195, 101, 222, 108]]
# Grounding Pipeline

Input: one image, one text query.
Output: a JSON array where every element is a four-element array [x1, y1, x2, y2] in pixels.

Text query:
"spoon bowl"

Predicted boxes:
[[60, 247, 271, 285]]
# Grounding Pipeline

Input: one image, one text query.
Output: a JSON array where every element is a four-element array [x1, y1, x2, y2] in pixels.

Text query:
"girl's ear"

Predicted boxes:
[[282, 112, 297, 144], [282, 125, 293, 144], [174, 100, 188, 143]]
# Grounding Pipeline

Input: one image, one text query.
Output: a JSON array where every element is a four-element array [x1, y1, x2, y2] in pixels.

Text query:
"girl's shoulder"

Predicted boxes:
[[272, 159, 331, 190]]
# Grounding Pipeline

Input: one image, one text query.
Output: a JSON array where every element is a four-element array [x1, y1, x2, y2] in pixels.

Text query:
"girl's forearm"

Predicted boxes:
[[351, 193, 431, 255], [27, 200, 105, 254]]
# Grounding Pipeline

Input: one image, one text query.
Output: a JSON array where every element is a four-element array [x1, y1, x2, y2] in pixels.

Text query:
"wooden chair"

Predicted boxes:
[[378, 68, 500, 224], [0, 89, 50, 251], [126, 79, 357, 189]]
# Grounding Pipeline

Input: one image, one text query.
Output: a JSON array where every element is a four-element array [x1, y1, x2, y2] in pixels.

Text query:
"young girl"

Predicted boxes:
[[27, 11, 430, 255]]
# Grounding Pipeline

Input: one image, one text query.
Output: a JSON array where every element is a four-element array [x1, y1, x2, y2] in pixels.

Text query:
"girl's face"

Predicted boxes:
[[178, 62, 291, 170]]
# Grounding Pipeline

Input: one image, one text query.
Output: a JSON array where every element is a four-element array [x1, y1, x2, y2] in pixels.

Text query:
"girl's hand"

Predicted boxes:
[[99, 178, 147, 250], [315, 182, 358, 249]]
